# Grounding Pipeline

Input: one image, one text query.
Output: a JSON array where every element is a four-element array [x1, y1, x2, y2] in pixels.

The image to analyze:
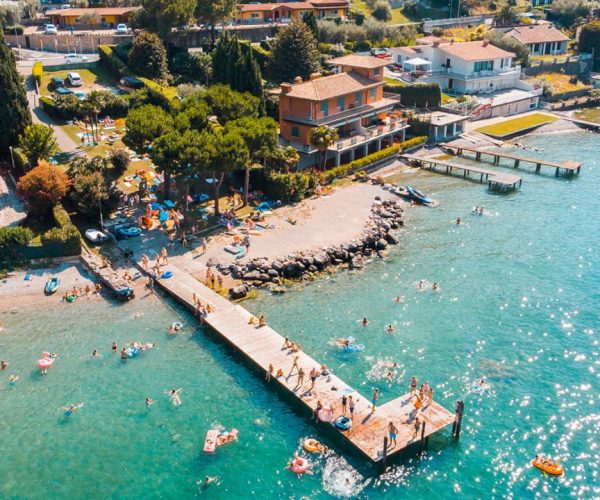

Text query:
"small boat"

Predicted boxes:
[[204, 429, 219, 453], [235, 247, 247, 260], [44, 276, 59, 295], [532, 457, 564, 476], [117, 226, 142, 238], [84, 229, 109, 244], [114, 287, 135, 301], [406, 185, 433, 205]]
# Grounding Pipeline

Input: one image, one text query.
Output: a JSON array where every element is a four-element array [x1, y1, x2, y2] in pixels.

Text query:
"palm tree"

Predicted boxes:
[[309, 125, 339, 170], [85, 91, 106, 145]]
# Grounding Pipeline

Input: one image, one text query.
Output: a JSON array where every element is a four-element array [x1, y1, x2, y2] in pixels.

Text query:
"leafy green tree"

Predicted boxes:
[[302, 11, 318, 39], [151, 130, 185, 200], [226, 116, 278, 205], [125, 104, 174, 150], [110, 148, 130, 173], [128, 31, 169, 81], [579, 21, 600, 70], [494, 5, 518, 26], [488, 32, 529, 66], [19, 124, 58, 166], [71, 171, 116, 218], [201, 84, 260, 123], [551, 0, 596, 26], [17, 161, 70, 213], [79, 11, 101, 31], [265, 146, 300, 173], [134, 0, 195, 40], [372, 1, 392, 21], [174, 97, 209, 131], [195, 0, 237, 44], [309, 125, 339, 170], [170, 50, 212, 84], [0, 30, 31, 156], [67, 155, 110, 179], [267, 21, 321, 83]]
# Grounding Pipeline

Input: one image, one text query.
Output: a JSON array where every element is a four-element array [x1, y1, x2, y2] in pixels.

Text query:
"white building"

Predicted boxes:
[[504, 25, 570, 56], [392, 39, 520, 94]]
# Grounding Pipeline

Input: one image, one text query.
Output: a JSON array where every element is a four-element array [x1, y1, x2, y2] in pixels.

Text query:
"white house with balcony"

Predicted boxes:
[[504, 24, 569, 56], [392, 40, 520, 94]]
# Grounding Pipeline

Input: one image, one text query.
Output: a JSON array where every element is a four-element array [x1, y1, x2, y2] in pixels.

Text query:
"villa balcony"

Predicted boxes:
[[427, 65, 522, 81], [329, 120, 408, 152], [283, 96, 400, 127]]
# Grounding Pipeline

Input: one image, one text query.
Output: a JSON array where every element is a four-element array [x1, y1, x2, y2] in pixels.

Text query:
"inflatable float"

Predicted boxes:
[[37, 352, 56, 372], [303, 438, 323, 453], [126, 347, 140, 358], [117, 226, 142, 238], [290, 453, 310, 474], [335, 416, 353, 431], [160, 271, 173, 279], [532, 457, 564, 476], [317, 407, 334, 423], [44, 276, 59, 295], [204, 429, 219, 453], [217, 429, 238, 447]]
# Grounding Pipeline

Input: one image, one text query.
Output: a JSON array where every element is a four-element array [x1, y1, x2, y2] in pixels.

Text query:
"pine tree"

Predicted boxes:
[[302, 11, 318, 39], [267, 21, 321, 84], [0, 30, 31, 156]]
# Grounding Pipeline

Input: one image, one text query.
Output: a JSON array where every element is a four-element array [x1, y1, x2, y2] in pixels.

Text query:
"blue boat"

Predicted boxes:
[[406, 185, 433, 205], [117, 226, 142, 238], [44, 276, 59, 295], [114, 287, 135, 301]]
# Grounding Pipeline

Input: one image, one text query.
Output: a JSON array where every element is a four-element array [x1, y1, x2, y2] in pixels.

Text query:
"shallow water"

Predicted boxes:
[[0, 130, 599, 499]]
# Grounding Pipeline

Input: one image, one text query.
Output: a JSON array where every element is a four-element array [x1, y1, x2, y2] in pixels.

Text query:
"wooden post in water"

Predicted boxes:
[[536, 163, 541, 173], [452, 400, 465, 439], [419, 421, 427, 456], [514, 159, 520, 168], [382, 436, 389, 471]]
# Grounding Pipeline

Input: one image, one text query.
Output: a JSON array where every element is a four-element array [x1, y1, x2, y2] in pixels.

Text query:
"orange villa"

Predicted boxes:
[[236, 0, 349, 24], [47, 7, 138, 28], [277, 55, 407, 169]]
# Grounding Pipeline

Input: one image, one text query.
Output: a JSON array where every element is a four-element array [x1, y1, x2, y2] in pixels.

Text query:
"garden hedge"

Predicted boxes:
[[41, 205, 82, 256], [384, 83, 442, 108], [98, 45, 130, 77]]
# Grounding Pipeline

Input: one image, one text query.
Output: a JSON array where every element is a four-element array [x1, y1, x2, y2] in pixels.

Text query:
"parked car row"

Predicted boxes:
[[43, 22, 129, 34]]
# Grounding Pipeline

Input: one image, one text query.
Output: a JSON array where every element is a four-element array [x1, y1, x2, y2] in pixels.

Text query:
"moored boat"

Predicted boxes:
[[406, 185, 433, 205], [44, 276, 59, 295]]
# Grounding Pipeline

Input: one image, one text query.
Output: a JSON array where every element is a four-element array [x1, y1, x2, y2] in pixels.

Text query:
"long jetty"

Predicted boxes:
[[130, 257, 459, 463], [400, 153, 522, 191], [442, 144, 582, 177]]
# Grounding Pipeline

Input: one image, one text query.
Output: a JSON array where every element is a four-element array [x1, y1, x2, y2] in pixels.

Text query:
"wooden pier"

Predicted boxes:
[[442, 144, 582, 177], [80, 248, 135, 301], [131, 257, 458, 463], [400, 153, 523, 192]]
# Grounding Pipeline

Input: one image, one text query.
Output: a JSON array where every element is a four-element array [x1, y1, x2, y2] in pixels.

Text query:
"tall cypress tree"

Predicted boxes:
[[0, 30, 31, 156], [302, 11, 319, 39]]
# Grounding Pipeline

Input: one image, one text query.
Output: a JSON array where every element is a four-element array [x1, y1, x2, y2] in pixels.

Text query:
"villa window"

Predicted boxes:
[[473, 60, 494, 73], [369, 88, 376, 100], [374, 68, 380, 76], [337, 96, 344, 111], [320, 101, 329, 117], [533, 43, 540, 53], [355, 91, 362, 106], [291, 126, 299, 138]]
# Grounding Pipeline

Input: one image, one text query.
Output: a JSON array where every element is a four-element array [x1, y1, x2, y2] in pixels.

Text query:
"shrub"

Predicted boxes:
[[44, 204, 81, 255], [0, 226, 34, 247], [32, 61, 43, 87], [355, 39, 372, 52], [261, 171, 312, 202], [372, 1, 392, 21], [11, 147, 29, 173], [5, 24, 23, 35], [110, 148, 130, 173], [400, 135, 427, 151], [384, 83, 442, 107], [323, 145, 400, 184], [98, 44, 130, 77]]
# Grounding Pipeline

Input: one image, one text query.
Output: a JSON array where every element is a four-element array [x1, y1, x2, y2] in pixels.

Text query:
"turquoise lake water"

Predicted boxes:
[[0, 130, 598, 499]]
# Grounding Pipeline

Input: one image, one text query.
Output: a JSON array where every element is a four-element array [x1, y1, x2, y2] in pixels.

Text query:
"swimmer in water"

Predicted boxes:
[[168, 323, 180, 334], [62, 402, 83, 416], [338, 338, 350, 347], [1, 360, 9, 371], [9, 374, 18, 385], [362, 318, 369, 327], [456, 217, 461, 225], [111, 342, 118, 353], [167, 388, 183, 406], [394, 296, 404, 303], [91, 349, 101, 358], [432, 282, 438, 290], [386, 324, 395, 334], [418, 280, 425, 290], [120, 348, 128, 361], [203, 476, 219, 489], [145, 397, 156, 406]]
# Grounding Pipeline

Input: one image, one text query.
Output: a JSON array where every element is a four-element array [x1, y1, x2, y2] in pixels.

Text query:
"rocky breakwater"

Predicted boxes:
[[225, 198, 405, 300]]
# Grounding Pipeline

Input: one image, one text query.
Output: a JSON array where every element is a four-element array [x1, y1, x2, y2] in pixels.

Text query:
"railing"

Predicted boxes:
[[332, 121, 406, 150], [283, 96, 400, 126]]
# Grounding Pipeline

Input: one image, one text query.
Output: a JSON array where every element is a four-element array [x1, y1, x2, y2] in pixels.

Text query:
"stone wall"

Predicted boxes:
[[523, 54, 593, 77]]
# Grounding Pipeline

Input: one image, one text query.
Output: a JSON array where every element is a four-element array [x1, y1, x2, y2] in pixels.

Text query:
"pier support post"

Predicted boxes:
[[480, 173, 483, 183], [452, 400, 464, 439], [555, 167, 560, 177], [536, 163, 541, 173], [475, 152, 481, 161], [514, 159, 520, 168], [382, 436, 389, 471], [419, 421, 427, 456]]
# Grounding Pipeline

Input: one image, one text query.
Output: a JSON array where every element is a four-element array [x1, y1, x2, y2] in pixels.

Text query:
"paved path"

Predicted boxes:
[[0, 171, 27, 228]]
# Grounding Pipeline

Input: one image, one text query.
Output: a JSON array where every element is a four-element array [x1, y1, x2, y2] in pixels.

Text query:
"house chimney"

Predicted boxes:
[[309, 72, 321, 81], [281, 83, 292, 94], [482, 39, 489, 47], [294, 76, 303, 84]]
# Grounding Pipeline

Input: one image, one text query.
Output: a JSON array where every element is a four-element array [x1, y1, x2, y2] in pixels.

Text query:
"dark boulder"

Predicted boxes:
[[229, 285, 248, 300], [376, 239, 388, 250], [242, 270, 261, 281], [385, 233, 400, 244]]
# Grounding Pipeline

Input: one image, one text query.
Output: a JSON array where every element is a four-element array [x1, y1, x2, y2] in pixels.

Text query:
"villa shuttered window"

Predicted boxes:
[[474, 60, 494, 72]]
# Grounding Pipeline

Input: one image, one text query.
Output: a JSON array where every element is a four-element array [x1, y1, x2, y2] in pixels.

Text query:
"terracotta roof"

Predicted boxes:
[[327, 54, 390, 69], [309, 0, 350, 7], [416, 36, 450, 45], [238, 2, 313, 12], [506, 25, 570, 45], [50, 7, 137, 17], [439, 40, 515, 61], [283, 72, 381, 100]]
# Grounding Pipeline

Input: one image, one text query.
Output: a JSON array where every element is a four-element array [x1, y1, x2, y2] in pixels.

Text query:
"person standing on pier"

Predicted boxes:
[[289, 356, 300, 376], [266, 364, 273, 382], [388, 422, 399, 447], [348, 395, 355, 418], [371, 388, 379, 412], [309, 367, 319, 391], [160, 247, 168, 265], [412, 417, 421, 439], [341, 394, 348, 415], [410, 376, 418, 396]]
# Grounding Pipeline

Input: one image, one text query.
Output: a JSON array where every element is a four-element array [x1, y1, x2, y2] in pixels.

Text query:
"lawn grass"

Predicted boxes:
[[574, 107, 600, 124], [525, 72, 591, 94], [388, 8, 410, 24], [476, 113, 557, 138], [61, 121, 127, 159], [40, 66, 119, 97]]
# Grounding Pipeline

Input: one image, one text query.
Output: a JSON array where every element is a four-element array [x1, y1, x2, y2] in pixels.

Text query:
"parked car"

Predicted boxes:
[[54, 87, 73, 95], [84, 229, 109, 244], [50, 76, 64, 88], [45, 24, 58, 35], [64, 53, 89, 64], [60, 4, 71, 9], [116, 23, 128, 34], [67, 72, 82, 86], [386, 63, 402, 72], [117, 76, 144, 94]]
